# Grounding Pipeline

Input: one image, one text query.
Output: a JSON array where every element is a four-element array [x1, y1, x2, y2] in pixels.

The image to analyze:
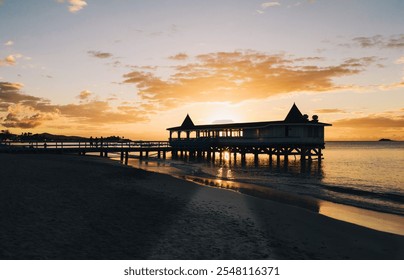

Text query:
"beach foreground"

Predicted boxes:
[[0, 154, 403, 259]]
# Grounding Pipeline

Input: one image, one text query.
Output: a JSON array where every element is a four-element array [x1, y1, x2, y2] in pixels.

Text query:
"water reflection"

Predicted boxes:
[[185, 175, 320, 213], [211, 152, 324, 179], [216, 167, 234, 180]]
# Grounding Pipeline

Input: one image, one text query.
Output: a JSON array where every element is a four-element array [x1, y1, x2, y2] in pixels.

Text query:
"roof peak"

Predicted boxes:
[[181, 114, 195, 128], [284, 103, 308, 123]]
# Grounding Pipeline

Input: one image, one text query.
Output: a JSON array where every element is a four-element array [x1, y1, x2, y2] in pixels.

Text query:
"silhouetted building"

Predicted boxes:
[[167, 104, 332, 163]]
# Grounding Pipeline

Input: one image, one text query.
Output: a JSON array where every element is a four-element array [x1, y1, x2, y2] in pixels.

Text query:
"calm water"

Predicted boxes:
[[117, 141, 403, 218]]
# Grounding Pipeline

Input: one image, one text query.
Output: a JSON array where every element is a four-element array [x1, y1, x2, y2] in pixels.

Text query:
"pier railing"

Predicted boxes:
[[0, 140, 170, 151]]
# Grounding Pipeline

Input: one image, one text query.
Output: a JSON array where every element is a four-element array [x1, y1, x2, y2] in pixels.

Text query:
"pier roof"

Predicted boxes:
[[284, 103, 308, 123], [180, 114, 195, 129], [167, 104, 331, 131]]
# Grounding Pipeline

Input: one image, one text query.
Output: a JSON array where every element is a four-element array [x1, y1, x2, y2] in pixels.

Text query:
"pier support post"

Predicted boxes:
[[276, 149, 281, 167], [269, 151, 273, 166], [241, 152, 246, 166], [318, 148, 322, 164], [254, 152, 259, 166], [124, 151, 128, 165], [120, 151, 124, 162], [284, 148, 288, 165], [300, 148, 305, 162]]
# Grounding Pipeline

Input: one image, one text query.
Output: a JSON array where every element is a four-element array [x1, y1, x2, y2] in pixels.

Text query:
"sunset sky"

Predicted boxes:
[[1, 0, 403, 140]]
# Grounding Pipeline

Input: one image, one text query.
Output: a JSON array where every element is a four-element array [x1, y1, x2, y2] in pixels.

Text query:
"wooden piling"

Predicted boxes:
[[124, 151, 128, 165]]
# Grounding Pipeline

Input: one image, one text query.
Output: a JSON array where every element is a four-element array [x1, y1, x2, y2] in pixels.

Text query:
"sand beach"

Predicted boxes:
[[0, 153, 403, 259]]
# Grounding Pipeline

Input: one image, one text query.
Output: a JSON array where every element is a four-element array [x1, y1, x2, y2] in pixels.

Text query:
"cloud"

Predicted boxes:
[[56, 102, 147, 124], [123, 50, 378, 109], [5, 55, 16, 64], [1, 82, 57, 128], [334, 115, 404, 128], [330, 110, 404, 140], [169, 53, 189, 60], [379, 81, 404, 91], [88, 50, 113, 59], [261, 2, 281, 9], [2, 106, 54, 129], [352, 34, 404, 49], [58, 0, 87, 13], [77, 90, 92, 100], [1, 82, 148, 129], [0, 82, 23, 92], [257, 1, 281, 13], [0, 55, 16, 66], [4, 40, 14, 46], [0, 82, 43, 105], [314, 108, 347, 114]]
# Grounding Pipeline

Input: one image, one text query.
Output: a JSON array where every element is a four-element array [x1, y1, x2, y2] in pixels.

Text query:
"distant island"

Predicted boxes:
[[379, 138, 393, 141]]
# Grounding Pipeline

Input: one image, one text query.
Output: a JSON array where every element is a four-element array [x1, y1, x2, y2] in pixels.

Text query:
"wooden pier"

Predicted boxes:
[[0, 105, 331, 168], [0, 141, 171, 165]]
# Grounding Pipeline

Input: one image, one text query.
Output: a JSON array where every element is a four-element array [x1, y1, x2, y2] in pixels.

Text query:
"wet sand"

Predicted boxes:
[[0, 153, 403, 259]]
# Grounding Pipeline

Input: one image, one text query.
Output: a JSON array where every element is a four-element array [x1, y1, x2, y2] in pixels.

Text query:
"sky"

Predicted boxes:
[[0, 0, 403, 140]]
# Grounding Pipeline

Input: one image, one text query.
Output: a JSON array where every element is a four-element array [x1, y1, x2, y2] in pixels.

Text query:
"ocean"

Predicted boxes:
[[114, 141, 404, 234]]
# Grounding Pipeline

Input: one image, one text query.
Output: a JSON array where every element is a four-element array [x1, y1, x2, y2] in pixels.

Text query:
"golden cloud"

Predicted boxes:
[[2, 104, 56, 129], [58, 0, 87, 13], [333, 115, 404, 128], [1, 82, 148, 129], [169, 53, 189, 60], [329, 110, 404, 140], [0, 55, 16, 66], [314, 108, 347, 114], [123, 51, 377, 108]]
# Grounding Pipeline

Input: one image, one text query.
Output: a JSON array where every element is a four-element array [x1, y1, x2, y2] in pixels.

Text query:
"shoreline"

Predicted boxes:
[[1, 153, 403, 259], [116, 156, 404, 236]]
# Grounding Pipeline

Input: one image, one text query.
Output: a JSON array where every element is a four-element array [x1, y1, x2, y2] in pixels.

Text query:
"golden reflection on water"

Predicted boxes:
[[186, 175, 320, 213], [217, 167, 234, 179], [223, 151, 230, 162], [319, 201, 404, 236]]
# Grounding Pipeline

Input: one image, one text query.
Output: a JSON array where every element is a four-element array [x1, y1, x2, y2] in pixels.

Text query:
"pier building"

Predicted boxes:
[[167, 104, 332, 165]]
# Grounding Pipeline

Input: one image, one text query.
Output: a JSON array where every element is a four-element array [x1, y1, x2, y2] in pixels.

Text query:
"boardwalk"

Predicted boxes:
[[0, 141, 171, 164]]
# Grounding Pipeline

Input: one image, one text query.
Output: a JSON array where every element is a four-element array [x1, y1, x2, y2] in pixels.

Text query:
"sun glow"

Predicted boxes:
[[207, 106, 241, 125]]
